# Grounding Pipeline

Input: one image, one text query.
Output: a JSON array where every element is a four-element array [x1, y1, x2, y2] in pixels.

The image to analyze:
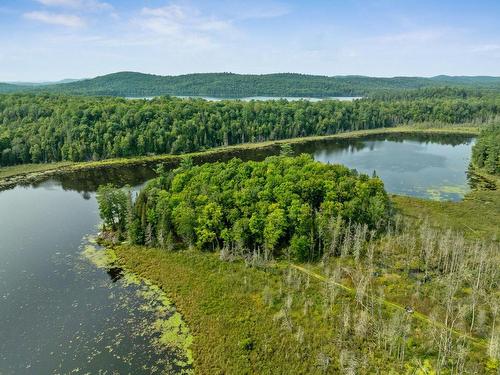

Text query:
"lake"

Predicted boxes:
[[0, 133, 474, 373], [126, 96, 362, 102], [295, 133, 475, 201]]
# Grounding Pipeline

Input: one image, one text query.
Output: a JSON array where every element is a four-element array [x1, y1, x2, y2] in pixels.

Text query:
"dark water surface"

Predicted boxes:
[[0, 180, 191, 374], [0, 133, 474, 373]]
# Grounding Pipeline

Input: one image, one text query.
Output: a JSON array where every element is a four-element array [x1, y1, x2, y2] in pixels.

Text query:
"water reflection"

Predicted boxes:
[[3, 133, 476, 200], [294, 133, 475, 201]]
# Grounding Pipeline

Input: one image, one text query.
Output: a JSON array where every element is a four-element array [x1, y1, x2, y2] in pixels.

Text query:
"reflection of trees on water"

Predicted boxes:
[[295, 139, 367, 155], [367, 133, 474, 146], [55, 166, 158, 194], [33, 146, 283, 199], [294, 133, 474, 158], [6, 134, 476, 199]]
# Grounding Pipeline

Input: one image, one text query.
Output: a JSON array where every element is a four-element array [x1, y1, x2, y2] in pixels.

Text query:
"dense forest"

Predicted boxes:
[[1, 93, 499, 166], [371, 86, 500, 100], [2, 72, 500, 98], [472, 124, 500, 174], [98, 154, 391, 262]]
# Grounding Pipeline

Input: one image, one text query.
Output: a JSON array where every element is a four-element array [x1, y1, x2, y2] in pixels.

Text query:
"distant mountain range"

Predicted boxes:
[[2, 72, 500, 98], [6, 79, 82, 86]]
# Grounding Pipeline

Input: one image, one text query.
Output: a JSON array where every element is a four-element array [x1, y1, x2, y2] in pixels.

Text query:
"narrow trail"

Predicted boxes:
[[290, 263, 489, 349]]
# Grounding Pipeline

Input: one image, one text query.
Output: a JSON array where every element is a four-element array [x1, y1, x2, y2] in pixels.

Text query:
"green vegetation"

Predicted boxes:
[[96, 184, 129, 234], [96, 153, 499, 373], [472, 124, 500, 175], [83, 242, 193, 373], [111, 206, 499, 373], [0, 93, 496, 166], [125, 154, 391, 261], [3, 72, 500, 97], [0, 161, 73, 180], [393, 190, 500, 241]]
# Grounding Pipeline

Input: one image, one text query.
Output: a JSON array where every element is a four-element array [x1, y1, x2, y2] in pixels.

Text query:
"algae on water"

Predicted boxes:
[[82, 240, 194, 374]]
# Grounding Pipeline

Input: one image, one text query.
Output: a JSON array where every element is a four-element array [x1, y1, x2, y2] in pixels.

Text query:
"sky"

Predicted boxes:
[[1, 0, 500, 81]]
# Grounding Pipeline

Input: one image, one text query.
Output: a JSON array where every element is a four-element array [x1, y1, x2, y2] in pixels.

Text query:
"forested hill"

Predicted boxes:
[[2, 72, 500, 98], [0, 83, 27, 94]]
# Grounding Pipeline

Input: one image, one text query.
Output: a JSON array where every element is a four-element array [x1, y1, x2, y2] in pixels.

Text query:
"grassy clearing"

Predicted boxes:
[[114, 246, 329, 374], [115, 245, 430, 374]]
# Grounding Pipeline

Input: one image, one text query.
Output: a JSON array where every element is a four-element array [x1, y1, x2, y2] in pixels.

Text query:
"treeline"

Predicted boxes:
[[1, 93, 500, 166], [371, 86, 500, 100], [472, 124, 500, 174], [97, 154, 392, 262], [3, 72, 500, 98]]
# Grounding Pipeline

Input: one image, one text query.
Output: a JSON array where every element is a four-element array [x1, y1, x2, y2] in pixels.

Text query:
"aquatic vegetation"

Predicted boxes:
[[82, 241, 194, 374], [425, 184, 470, 201]]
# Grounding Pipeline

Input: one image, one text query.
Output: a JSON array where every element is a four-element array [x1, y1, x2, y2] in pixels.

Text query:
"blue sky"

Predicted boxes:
[[1, 0, 500, 81]]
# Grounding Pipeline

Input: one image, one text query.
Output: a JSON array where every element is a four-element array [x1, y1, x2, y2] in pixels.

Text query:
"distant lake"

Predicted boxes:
[[126, 96, 362, 102]]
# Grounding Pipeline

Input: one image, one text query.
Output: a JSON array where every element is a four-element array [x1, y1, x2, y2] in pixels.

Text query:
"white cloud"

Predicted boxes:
[[24, 11, 85, 27], [234, 3, 290, 20], [135, 3, 232, 48], [36, 0, 81, 6], [34, 0, 112, 11], [142, 4, 186, 19], [140, 4, 231, 32]]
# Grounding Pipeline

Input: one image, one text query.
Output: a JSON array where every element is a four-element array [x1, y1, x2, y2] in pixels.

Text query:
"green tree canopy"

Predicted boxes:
[[125, 155, 392, 261]]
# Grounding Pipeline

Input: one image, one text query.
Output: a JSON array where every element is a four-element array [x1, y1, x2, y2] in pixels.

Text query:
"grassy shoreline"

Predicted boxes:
[[0, 125, 479, 190]]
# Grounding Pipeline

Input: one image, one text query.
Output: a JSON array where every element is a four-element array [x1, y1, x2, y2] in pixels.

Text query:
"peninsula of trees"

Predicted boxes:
[[98, 155, 499, 373]]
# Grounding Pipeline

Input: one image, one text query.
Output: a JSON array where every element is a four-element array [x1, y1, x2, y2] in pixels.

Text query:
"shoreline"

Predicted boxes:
[[0, 125, 479, 191]]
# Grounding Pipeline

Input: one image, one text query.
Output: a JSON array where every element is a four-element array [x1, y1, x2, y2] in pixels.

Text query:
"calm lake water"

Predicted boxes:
[[0, 133, 474, 373], [127, 96, 361, 102], [296, 133, 475, 201], [0, 181, 192, 374]]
